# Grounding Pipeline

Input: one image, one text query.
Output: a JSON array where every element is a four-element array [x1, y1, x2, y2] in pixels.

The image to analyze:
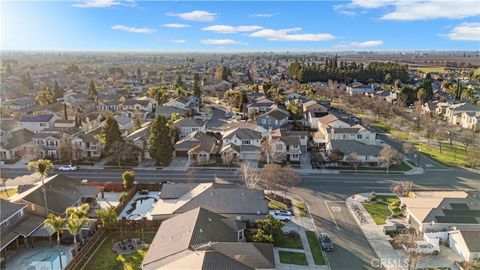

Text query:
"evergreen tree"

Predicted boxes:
[[53, 80, 63, 99], [88, 80, 97, 98], [99, 116, 123, 152], [149, 116, 174, 165], [192, 73, 201, 97]]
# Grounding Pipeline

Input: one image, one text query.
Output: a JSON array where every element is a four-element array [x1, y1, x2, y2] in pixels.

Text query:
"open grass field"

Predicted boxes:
[[374, 121, 416, 140], [416, 142, 468, 167]]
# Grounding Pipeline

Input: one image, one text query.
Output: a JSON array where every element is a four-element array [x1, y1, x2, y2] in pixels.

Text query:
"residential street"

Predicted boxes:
[[2, 164, 478, 270]]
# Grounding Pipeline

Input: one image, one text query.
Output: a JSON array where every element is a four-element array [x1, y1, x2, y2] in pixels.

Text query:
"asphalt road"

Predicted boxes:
[[2, 165, 478, 270]]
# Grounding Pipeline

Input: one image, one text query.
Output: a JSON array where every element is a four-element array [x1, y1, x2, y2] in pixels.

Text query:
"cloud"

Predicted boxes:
[[170, 39, 186, 44], [201, 39, 246, 46], [250, 13, 278, 18], [72, 0, 134, 8], [166, 10, 216, 22], [161, 23, 190, 29], [337, 0, 480, 21], [111, 25, 156, 34], [202, 25, 264, 34], [335, 40, 384, 49], [249, 28, 335, 42], [444, 22, 480, 41]]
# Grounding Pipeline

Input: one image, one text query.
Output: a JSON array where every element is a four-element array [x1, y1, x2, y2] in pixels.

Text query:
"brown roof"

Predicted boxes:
[[318, 114, 340, 126]]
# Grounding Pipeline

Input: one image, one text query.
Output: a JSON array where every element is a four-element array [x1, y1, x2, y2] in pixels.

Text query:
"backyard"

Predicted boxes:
[[363, 195, 402, 225], [83, 230, 157, 270]]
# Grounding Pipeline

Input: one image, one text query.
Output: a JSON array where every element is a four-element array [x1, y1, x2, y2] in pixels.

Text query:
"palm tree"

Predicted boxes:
[[27, 159, 54, 217], [66, 203, 90, 219], [66, 216, 87, 253], [45, 213, 66, 270]]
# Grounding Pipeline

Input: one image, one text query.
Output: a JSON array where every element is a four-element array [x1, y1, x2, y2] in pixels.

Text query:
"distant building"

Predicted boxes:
[[19, 115, 57, 133]]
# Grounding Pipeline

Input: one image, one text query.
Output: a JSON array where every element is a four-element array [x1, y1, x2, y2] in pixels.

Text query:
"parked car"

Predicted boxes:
[[270, 210, 292, 222], [320, 233, 333, 251], [403, 241, 439, 255], [58, 165, 78, 171], [224, 112, 232, 118]]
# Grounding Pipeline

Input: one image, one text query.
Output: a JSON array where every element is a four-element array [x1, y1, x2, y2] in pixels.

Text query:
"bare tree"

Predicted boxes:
[[394, 230, 426, 270], [390, 181, 413, 197], [259, 138, 285, 164], [402, 142, 414, 155], [466, 147, 480, 169], [346, 152, 362, 173], [459, 130, 478, 152], [279, 168, 302, 199], [239, 162, 260, 189], [379, 146, 403, 174], [260, 164, 281, 195], [186, 169, 196, 190]]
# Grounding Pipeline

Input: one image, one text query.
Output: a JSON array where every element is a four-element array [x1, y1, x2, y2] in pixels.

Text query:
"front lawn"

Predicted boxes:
[[0, 188, 17, 199], [373, 121, 415, 140], [305, 231, 326, 265], [278, 251, 308, 266], [274, 232, 303, 249], [83, 230, 156, 270], [416, 142, 468, 167], [363, 195, 402, 224]]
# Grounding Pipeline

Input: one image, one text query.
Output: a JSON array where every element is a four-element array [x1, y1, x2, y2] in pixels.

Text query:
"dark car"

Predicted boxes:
[[383, 223, 408, 236], [320, 233, 333, 251]]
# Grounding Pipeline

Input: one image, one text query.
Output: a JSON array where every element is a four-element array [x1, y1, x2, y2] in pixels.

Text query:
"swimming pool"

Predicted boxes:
[[26, 249, 67, 270], [119, 191, 160, 220]]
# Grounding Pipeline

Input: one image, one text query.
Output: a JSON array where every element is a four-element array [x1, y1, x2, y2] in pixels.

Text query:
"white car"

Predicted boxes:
[[271, 210, 293, 221], [58, 165, 78, 171]]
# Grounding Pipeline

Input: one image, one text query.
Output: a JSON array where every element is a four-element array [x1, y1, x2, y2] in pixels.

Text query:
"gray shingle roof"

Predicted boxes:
[[223, 128, 262, 140], [329, 140, 381, 156], [0, 128, 35, 150], [210, 242, 275, 269], [460, 230, 480, 252], [20, 115, 54, 123], [173, 118, 205, 128], [0, 199, 26, 221]]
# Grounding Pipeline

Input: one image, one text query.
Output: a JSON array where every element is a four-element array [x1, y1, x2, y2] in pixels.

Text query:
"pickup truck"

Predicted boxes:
[[383, 224, 408, 236]]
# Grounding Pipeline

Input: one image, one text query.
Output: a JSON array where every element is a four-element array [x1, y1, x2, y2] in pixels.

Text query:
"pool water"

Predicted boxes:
[[26, 249, 66, 270], [119, 192, 160, 220]]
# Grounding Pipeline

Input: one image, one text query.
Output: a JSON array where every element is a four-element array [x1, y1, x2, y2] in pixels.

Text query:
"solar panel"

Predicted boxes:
[[435, 216, 478, 224], [450, 203, 469, 210], [442, 209, 480, 217]]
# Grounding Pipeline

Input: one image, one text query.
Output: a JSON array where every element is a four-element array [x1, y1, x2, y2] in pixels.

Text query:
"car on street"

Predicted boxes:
[[320, 233, 334, 251], [270, 210, 292, 221], [58, 165, 78, 171]]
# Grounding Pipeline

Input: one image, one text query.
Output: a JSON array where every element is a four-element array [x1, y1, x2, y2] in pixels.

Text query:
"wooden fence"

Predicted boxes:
[[65, 228, 106, 270]]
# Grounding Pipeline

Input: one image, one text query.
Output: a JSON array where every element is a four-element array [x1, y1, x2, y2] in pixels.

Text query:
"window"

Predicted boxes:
[[237, 230, 245, 241], [357, 134, 362, 139], [262, 119, 266, 124], [342, 134, 346, 139], [3, 219, 9, 227], [242, 140, 251, 145], [276, 144, 283, 150], [18, 209, 24, 218]]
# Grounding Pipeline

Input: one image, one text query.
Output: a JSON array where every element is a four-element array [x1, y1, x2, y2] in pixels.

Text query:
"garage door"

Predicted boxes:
[[242, 153, 257, 160], [176, 151, 188, 157]]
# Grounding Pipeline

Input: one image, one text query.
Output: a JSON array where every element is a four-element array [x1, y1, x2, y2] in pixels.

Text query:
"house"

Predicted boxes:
[[460, 111, 480, 131], [3, 97, 34, 111], [0, 199, 45, 258], [255, 108, 290, 131], [155, 106, 188, 119], [444, 102, 480, 125], [346, 82, 374, 95], [303, 100, 329, 128], [19, 114, 57, 133], [164, 96, 200, 113], [174, 131, 220, 164], [268, 129, 309, 163], [421, 101, 450, 115], [149, 183, 269, 222], [221, 128, 262, 161], [125, 123, 151, 159], [54, 119, 75, 129], [400, 191, 480, 233], [121, 98, 155, 113], [143, 207, 274, 270], [9, 174, 101, 217], [96, 99, 122, 112], [0, 119, 17, 136], [173, 118, 206, 139], [32, 133, 63, 160], [0, 128, 35, 161], [246, 96, 276, 116], [448, 229, 480, 261], [326, 140, 381, 164], [71, 133, 102, 160]]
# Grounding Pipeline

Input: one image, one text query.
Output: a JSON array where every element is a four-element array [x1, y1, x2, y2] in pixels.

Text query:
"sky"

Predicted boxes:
[[1, 0, 479, 51]]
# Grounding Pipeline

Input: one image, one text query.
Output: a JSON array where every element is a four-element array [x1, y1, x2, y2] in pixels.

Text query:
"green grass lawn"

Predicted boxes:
[[0, 188, 17, 199], [295, 201, 309, 217], [416, 142, 468, 167], [266, 197, 288, 210], [83, 230, 157, 270], [337, 161, 411, 172], [373, 121, 415, 140], [278, 251, 308, 266], [274, 232, 303, 249], [363, 196, 402, 224], [305, 231, 326, 265]]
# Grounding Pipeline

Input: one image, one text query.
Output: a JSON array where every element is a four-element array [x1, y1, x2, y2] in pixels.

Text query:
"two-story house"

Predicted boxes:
[[460, 111, 480, 131], [268, 129, 309, 163], [444, 102, 480, 125], [246, 96, 276, 116], [125, 123, 151, 160], [255, 108, 290, 131], [71, 133, 102, 160], [32, 133, 63, 160], [164, 96, 200, 113], [174, 131, 220, 164], [221, 127, 262, 162], [19, 115, 57, 133], [346, 82, 374, 95], [173, 118, 207, 139], [0, 128, 35, 161]]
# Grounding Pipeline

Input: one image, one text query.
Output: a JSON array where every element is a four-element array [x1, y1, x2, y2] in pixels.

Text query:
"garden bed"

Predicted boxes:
[[363, 195, 402, 225], [265, 194, 292, 210], [278, 251, 308, 266]]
